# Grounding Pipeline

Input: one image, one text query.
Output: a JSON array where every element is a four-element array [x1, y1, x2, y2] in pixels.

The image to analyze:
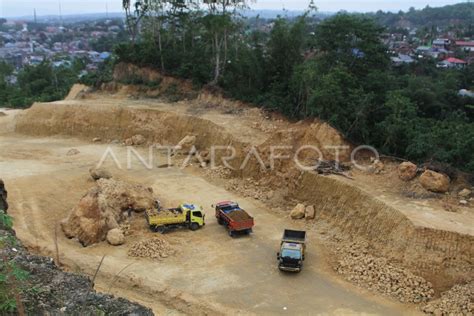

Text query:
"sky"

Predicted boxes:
[[0, 0, 465, 18]]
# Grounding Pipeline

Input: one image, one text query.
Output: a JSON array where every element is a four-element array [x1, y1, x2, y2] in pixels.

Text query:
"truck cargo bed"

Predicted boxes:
[[225, 209, 252, 221]]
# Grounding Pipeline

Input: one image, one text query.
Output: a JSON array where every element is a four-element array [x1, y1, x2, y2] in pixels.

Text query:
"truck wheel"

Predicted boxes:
[[189, 222, 199, 231], [217, 218, 224, 225], [228, 230, 235, 238]]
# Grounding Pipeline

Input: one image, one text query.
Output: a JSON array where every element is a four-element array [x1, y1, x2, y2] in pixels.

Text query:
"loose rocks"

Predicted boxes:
[[335, 242, 434, 304], [458, 189, 472, 198], [421, 282, 473, 315], [128, 237, 174, 260], [125, 134, 146, 146]]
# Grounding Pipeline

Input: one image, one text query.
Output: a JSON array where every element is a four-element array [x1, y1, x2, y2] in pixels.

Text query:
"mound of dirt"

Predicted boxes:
[[0, 111, 6, 116], [65, 84, 88, 100], [128, 237, 175, 260], [421, 282, 473, 315], [61, 178, 155, 246]]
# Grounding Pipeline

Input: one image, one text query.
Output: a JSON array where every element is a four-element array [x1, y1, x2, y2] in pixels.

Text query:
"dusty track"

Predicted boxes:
[[0, 134, 416, 315]]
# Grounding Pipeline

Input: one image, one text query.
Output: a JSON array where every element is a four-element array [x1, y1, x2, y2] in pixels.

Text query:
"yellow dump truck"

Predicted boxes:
[[146, 203, 205, 233]]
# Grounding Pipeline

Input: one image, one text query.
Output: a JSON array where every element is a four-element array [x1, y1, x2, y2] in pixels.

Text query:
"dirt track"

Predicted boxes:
[[0, 133, 417, 315]]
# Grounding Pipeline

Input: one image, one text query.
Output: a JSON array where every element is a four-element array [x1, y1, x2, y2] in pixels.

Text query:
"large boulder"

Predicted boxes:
[[398, 162, 418, 181], [89, 167, 112, 181], [61, 178, 155, 246], [419, 170, 450, 193], [305, 205, 316, 220], [290, 204, 306, 220], [174, 135, 196, 155], [106, 228, 125, 246]]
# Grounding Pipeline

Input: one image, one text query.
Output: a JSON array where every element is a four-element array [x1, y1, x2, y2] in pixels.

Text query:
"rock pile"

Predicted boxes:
[[124, 134, 146, 146], [421, 282, 473, 315], [335, 242, 434, 304], [61, 178, 155, 246], [128, 237, 175, 260]]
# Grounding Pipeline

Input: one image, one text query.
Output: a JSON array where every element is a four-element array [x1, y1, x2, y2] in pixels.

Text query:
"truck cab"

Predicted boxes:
[[182, 204, 205, 228], [277, 230, 306, 272]]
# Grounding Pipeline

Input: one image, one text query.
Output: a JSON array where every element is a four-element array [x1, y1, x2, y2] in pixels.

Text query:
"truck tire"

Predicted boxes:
[[189, 222, 199, 231], [152, 225, 166, 234], [228, 230, 235, 238], [217, 217, 224, 225]]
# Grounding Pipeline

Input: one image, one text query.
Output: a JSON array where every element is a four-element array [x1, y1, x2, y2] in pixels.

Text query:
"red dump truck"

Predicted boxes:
[[215, 201, 254, 237]]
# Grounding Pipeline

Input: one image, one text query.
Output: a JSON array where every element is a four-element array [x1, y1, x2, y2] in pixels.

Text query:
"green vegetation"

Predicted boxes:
[[114, 1, 473, 172], [368, 3, 474, 36], [0, 211, 28, 314], [0, 60, 84, 108]]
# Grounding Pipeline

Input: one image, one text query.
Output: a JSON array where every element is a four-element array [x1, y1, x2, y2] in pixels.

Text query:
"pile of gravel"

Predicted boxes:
[[335, 242, 434, 304], [128, 237, 175, 260], [421, 282, 473, 315]]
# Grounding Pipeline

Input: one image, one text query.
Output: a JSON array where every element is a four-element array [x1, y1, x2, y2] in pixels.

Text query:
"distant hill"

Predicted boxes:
[[367, 2, 474, 30]]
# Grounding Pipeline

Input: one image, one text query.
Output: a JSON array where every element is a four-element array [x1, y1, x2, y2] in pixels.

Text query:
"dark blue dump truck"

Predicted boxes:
[[277, 230, 306, 272]]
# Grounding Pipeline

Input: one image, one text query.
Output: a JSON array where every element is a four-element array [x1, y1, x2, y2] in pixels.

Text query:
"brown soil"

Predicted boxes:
[[2, 83, 473, 314], [226, 209, 252, 221]]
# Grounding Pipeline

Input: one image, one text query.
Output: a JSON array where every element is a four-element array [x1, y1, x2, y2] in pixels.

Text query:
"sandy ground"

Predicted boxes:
[[0, 133, 420, 315]]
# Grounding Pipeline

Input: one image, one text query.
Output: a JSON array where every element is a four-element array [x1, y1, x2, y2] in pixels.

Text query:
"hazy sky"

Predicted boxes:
[[0, 0, 465, 17]]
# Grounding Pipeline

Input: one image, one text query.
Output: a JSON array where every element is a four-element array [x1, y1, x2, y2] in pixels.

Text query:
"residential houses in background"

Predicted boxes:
[[0, 17, 124, 78]]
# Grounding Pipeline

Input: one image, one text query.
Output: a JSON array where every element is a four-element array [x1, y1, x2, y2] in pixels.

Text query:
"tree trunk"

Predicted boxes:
[[213, 33, 221, 85]]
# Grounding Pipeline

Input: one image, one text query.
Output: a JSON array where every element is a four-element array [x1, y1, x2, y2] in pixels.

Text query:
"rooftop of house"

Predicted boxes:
[[444, 57, 467, 64], [455, 41, 474, 47]]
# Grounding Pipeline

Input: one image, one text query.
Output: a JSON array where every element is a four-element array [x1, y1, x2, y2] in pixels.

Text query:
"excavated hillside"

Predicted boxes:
[[12, 79, 473, 294]]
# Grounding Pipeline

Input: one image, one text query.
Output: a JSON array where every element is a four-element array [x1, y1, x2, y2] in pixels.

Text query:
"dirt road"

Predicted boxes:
[[0, 133, 418, 315]]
